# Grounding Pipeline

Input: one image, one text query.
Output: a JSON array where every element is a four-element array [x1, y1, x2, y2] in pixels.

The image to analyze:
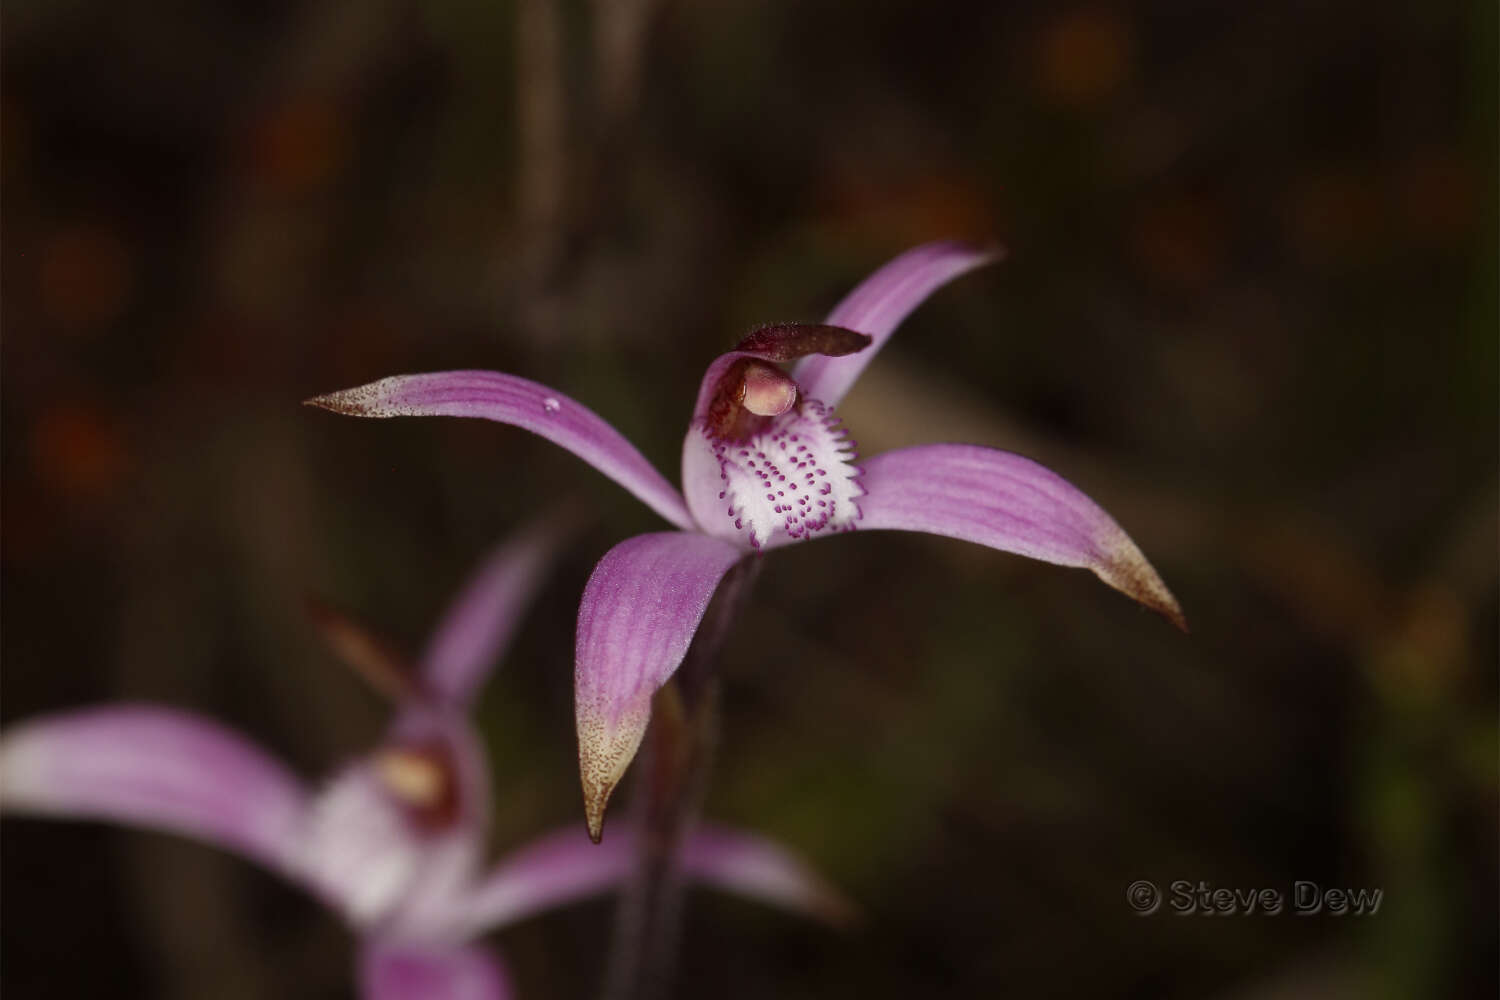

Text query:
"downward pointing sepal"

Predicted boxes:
[[573, 532, 745, 841]]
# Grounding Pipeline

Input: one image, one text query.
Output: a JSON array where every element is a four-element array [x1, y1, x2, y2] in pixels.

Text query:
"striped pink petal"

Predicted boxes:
[[573, 532, 745, 841], [0, 705, 309, 878], [306, 372, 693, 530], [445, 822, 852, 939], [857, 444, 1185, 629]]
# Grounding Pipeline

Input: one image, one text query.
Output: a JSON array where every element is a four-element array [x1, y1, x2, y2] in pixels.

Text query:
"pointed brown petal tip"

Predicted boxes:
[[577, 702, 647, 845], [1097, 541, 1188, 633], [302, 389, 365, 416], [582, 777, 612, 843]]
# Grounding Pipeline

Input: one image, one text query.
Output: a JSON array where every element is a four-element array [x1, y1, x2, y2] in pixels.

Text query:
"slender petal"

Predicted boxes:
[[443, 824, 637, 935], [574, 532, 744, 841], [0, 705, 309, 877], [306, 372, 693, 531], [793, 241, 1002, 407], [679, 825, 858, 926], [361, 940, 513, 1000], [420, 518, 565, 706], [444, 823, 853, 939], [857, 444, 1186, 629]]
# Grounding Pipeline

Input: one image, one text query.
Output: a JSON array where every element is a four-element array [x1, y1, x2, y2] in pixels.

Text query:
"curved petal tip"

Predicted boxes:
[[1096, 538, 1188, 632], [303, 382, 385, 415], [577, 703, 648, 843]]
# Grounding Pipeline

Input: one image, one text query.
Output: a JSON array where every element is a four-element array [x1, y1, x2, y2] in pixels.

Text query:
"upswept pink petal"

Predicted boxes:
[[574, 532, 745, 841], [420, 520, 564, 707], [857, 444, 1186, 629], [361, 940, 514, 1000], [0, 705, 309, 878], [306, 371, 693, 531], [442, 823, 852, 939], [793, 241, 1002, 407]]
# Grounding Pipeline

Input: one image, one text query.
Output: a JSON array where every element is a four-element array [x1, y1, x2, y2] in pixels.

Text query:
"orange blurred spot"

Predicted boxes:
[[246, 98, 345, 194], [1130, 193, 1227, 289], [822, 169, 996, 247], [1375, 583, 1466, 702], [325, 299, 407, 384], [1285, 168, 1383, 268], [1034, 8, 1134, 108], [39, 225, 134, 334], [1242, 515, 1387, 649], [31, 401, 130, 502], [1394, 148, 1477, 248], [894, 174, 997, 244]]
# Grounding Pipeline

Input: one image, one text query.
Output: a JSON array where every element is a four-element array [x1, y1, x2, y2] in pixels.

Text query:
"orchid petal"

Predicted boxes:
[[441, 823, 851, 939], [857, 444, 1186, 629], [679, 824, 857, 926], [443, 824, 635, 935], [420, 519, 564, 707], [0, 705, 309, 878], [306, 372, 693, 531], [793, 241, 1001, 407], [361, 940, 514, 1000], [574, 532, 744, 841]]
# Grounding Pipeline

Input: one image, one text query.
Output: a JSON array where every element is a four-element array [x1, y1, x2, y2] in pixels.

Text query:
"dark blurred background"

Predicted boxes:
[[2, 1, 1495, 997]]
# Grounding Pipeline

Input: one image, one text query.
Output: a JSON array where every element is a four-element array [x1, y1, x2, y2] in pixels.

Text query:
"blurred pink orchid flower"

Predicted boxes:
[[307, 242, 1185, 841], [0, 529, 848, 1000]]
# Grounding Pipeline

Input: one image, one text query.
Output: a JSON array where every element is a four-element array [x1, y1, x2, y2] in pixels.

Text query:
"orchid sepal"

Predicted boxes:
[[858, 443, 1185, 630], [573, 531, 745, 841], [305, 371, 694, 531]]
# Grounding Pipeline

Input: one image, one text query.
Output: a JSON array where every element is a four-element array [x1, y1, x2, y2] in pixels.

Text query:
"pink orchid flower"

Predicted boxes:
[[0, 529, 849, 1000], [306, 242, 1185, 841]]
